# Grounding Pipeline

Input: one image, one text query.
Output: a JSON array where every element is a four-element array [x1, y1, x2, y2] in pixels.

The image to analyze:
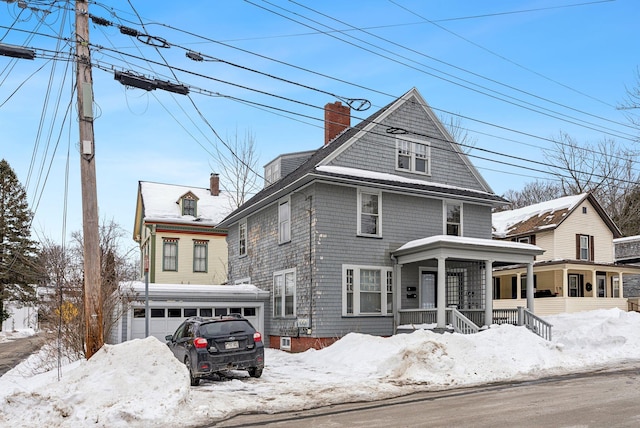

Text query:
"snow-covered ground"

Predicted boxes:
[[2, 309, 640, 427]]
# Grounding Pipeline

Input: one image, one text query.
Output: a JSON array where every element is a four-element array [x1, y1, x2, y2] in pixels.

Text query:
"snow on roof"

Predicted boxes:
[[395, 234, 542, 253], [140, 181, 235, 226], [125, 281, 267, 297], [492, 194, 586, 238], [613, 235, 640, 243], [315, 165, 494, 197]]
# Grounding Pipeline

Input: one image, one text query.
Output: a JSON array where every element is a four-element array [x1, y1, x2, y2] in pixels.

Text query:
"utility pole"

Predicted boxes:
[[75, 0, 103, 358]]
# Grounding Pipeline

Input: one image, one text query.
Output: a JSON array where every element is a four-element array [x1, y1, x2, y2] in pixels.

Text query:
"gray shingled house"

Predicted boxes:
[[218, 88, 543, 352]]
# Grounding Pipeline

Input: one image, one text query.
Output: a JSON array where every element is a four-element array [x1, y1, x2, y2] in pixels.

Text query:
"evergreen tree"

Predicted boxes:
[[0, 159, 39, 328]]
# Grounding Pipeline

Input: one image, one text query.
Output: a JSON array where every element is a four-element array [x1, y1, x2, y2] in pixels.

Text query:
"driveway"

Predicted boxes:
[[0, 334, 44, 376]]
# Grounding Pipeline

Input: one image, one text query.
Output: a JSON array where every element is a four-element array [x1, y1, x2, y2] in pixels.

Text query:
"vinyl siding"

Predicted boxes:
[[553, 200, 614, 262]]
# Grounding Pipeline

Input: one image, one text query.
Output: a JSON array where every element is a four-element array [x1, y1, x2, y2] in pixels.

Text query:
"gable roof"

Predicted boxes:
[[218, 88, 506, 228], [137, 181, 235, 227], [492, 193, 622, 239]]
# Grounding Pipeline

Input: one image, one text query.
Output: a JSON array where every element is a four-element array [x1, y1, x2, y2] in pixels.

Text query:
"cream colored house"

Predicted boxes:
[[133, 175, 233, 285], [492, 193, 640, 315]]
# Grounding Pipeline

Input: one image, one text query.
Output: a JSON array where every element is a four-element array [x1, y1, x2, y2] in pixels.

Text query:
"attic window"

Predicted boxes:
[[182, 197, 196, 216], [396, 138, 430, 175], [582, 207, 587, 214]]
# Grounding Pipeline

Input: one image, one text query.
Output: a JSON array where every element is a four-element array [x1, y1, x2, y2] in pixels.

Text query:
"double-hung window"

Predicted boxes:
[[163, 238, 178, 271], [396, 138, 430, 175], [358, 189, 381, 237], [273, 268, 296, 317], [343, 265, 393, 316], [182, 197, 196, 216], [278, 199, 291, 243], [576, 235, 593, 260], [238, 219, 247, 257], [193, 240, 207, 272], [445, 202, 462, 236]]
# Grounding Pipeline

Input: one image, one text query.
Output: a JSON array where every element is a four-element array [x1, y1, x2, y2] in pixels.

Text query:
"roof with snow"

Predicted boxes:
[[139, 181, 235, 227], [492, 193, 621, 239]]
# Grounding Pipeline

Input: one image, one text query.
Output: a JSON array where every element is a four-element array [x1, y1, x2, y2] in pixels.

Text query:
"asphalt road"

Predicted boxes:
[[0, 333, 44, 376], [211, 363, 640, 427]]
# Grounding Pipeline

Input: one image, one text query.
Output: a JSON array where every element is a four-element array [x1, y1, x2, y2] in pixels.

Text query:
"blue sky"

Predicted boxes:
[[1, 0, 638, 247]]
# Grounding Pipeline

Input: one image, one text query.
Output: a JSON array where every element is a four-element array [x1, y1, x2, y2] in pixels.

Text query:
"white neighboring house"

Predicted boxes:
[[111, 175, 269, 344], [1, 300, 38, 332]]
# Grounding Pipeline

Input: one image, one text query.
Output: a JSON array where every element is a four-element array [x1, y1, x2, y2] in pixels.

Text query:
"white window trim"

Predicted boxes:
[[395, 137, 431, 175], [579, 235, 590, 260], [238, 219, 247, 257], [443, 200, 463, 236], [278, 198, 291, 244], [357, 188, 382, 237], [342, 264, 393, 316], [273, 268, 296, 318]]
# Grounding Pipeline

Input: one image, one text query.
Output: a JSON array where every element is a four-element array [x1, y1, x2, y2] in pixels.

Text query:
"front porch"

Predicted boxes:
[[391, 235, 545, 331]]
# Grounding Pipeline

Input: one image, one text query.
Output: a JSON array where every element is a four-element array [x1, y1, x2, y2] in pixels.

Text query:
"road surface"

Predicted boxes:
[[212, 363, 640, 427], [0, 334, 44, 376]]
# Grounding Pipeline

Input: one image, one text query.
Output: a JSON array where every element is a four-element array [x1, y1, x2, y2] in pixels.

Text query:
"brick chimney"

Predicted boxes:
[[209, 173, 219, 196], [324, 101, 350, 146]]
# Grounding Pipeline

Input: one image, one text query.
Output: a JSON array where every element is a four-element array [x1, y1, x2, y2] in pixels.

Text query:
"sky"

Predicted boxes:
[[1, 308, 640, 426], [1, 0, 638, 248]]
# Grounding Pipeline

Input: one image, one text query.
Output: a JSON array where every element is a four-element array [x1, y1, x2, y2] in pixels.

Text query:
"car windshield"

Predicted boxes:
[[200, 320, 252, 337]]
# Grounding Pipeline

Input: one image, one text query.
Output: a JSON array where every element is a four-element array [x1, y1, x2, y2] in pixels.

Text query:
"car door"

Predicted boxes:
[[166, 322, 188, 360]]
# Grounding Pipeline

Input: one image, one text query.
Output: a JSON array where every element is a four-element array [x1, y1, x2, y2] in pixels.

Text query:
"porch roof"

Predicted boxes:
[[392, 235, 544, 265]]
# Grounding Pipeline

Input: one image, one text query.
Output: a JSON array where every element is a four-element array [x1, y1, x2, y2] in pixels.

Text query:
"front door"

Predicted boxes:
[[597, 273, 607, 297], [420, 271, 437, 309]]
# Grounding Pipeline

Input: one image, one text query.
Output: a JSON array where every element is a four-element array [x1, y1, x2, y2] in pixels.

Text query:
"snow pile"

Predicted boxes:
[[0, 337, 190, 427], [2, 309, 640, 427]]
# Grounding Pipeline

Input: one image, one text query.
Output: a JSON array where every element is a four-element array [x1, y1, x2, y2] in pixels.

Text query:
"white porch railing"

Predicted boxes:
[[450, 307, 479, 334], [520, 307, 553, 341]]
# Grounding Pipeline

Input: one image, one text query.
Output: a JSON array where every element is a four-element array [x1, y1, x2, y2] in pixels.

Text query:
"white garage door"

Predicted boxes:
[[130, 304, 262, 342]]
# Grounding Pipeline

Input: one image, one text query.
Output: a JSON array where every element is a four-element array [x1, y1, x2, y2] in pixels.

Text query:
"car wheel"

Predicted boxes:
[[248, 367, 263, 378], [185, 356, 200, 386]]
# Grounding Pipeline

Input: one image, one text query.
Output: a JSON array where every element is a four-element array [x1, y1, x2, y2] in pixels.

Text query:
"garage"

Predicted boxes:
[[108, 282, 270, 344]]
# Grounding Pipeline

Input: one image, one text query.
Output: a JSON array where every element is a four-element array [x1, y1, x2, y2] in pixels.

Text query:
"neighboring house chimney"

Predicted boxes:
[[324, 101, 350, 146], [210, 173, 220, 196]]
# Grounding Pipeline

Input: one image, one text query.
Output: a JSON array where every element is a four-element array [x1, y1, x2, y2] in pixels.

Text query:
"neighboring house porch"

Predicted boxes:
[[492, 260, 640, 316], [392, 235, 543, 330]]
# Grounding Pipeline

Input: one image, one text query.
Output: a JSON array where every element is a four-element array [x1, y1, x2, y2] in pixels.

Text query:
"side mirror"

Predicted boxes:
[[165, 335, 173, 342]]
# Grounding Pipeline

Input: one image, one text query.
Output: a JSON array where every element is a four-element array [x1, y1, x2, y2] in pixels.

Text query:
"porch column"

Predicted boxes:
[[619, 272, 624, 298], [393, 262, 403, 331], [591, 269, 597, 298], [484, 259, 493, 327], [526, 262, 534, 312], [562, 268, 568, 297], [437, 256, 446, 329]]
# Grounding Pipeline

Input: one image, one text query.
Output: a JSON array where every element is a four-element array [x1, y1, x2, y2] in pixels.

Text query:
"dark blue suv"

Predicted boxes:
[[165, 316, 264, 386]]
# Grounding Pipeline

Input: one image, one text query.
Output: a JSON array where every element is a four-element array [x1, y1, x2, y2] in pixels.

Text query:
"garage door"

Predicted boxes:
[[130, 305, 262, 342]]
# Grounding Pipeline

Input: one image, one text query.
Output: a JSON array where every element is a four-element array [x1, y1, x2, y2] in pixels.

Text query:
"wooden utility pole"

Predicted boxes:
[[75, 0, 103, 358]]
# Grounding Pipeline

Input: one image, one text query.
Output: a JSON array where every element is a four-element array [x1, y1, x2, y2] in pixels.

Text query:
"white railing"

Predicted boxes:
[[450, 307, 479, 334], [520, 307, 552, 341]]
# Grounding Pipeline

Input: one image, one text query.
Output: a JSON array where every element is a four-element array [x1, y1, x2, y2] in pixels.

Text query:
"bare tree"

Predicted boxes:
[[212, 128, 260, 209], [38, 219, 138, 359], [620, 67, 640, 130], [499, 180, 562, 211], [440, 113, 477, 153]]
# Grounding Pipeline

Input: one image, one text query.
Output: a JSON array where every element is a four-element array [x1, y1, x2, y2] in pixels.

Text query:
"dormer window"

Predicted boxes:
[[179, 193, 198, 216], [396, 138, 430, 175], [265, 160, 281, 186]]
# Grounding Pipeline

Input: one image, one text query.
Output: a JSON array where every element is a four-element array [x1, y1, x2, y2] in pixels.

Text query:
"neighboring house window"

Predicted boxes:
[[343, 265, 393, 316], [273, 268, 296, 317], [576, 234, 594, 261], [612, 277, 620, 298], [445, 202, 462, 236], [517, 236, 530, 244], [396, 138, 430, 174], [163, 239, 178, 271], [278, 199, 291, 243], [239, 220, 247, 257], [182, 197, 196, 216], [235, 277, 251, 285], [193, 240, 207, 272], [358, 189, 382, 237], [265, 160, 281, 186]]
